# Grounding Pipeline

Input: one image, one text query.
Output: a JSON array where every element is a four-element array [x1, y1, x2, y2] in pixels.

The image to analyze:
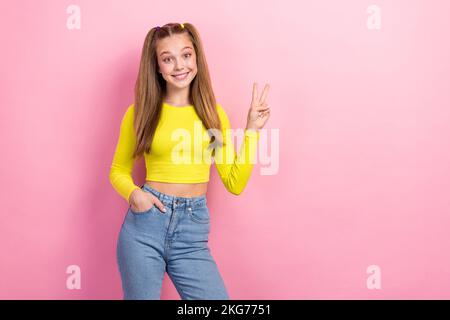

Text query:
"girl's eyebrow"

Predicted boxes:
[[160, 46, 193, 56]]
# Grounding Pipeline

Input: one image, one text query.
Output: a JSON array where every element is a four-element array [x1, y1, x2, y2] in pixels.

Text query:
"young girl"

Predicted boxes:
[[109, 22, 270, 300]]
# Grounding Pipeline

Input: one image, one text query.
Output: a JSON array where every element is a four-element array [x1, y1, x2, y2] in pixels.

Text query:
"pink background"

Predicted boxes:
[[1, 0, 450, 299]]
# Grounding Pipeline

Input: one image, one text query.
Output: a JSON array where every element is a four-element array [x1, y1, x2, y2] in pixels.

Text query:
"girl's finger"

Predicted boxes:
[[258, 109, 270, 117], [255, 104, 269, 111], [251, 83, 259, 105], [255, 102, 268, 107], [259, 84, 270, 104], [254, 102, 268, 110], [155, 199, 167, 212]]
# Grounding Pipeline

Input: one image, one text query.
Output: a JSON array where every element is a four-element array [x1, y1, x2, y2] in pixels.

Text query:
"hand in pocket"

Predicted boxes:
[[129, 189, 166, 213]]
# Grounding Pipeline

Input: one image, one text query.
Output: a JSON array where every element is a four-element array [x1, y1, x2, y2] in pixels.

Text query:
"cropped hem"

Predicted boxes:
[[145, 176, 210, 183]]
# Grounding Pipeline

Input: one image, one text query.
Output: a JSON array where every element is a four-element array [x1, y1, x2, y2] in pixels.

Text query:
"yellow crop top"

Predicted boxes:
[[109, 102, 260, 203]]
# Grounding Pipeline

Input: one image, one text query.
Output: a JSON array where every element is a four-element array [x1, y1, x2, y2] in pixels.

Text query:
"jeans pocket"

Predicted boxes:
[[188, 206, 210, 224], [128, 184, 159, 216], [129, 204, 156, 216]]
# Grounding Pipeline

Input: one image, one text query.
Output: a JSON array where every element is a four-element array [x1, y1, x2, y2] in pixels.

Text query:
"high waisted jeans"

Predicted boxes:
[[116, 183, 230, 300]]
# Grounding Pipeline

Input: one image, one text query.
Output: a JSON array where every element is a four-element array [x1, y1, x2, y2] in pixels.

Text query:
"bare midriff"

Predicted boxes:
[[145, 180, 208, 198]]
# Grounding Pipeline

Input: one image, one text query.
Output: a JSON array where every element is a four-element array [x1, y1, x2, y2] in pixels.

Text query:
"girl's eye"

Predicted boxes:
[[163, 53, 192, 63]]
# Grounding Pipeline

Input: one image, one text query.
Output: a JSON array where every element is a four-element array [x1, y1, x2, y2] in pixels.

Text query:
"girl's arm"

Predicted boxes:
[[109, 105, 141, 203], [214, 104, 260, 195]]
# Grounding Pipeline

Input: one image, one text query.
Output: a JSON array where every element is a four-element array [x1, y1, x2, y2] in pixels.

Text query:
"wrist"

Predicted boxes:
[[128, 187, 141, 204]]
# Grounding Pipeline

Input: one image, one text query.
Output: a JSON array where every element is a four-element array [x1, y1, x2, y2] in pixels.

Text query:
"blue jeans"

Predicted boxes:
[[116, 183, 230, 300]]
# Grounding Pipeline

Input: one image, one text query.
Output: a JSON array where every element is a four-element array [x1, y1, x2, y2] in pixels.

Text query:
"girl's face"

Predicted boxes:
[[156, 33, 197, 89]]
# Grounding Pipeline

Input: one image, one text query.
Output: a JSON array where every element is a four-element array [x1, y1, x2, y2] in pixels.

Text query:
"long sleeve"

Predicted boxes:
[[109, 105, 141, 203], [214, 104, 260, 195]]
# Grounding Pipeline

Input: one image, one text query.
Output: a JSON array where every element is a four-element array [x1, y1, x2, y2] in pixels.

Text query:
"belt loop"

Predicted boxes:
[[173, 198, 178, 210]]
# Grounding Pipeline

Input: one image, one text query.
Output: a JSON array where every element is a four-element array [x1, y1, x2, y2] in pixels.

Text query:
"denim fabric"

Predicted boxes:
[[116, 183, 229, 300]]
